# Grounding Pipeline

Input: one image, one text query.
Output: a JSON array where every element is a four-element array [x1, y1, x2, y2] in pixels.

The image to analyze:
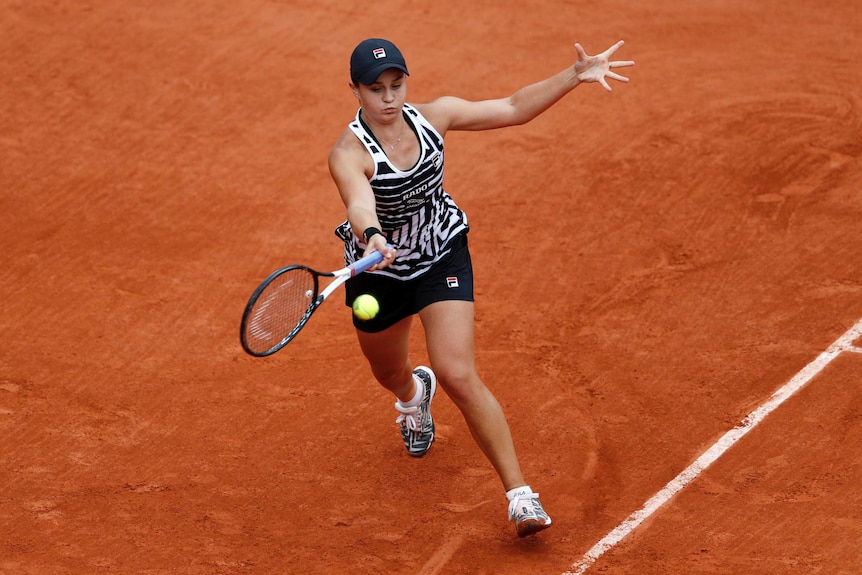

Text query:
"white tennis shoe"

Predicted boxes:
[[394, 366, 437, 457], [507, 487, 552, 537]]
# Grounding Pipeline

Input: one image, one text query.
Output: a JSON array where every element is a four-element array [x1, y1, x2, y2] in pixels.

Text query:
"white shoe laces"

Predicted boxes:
[[395, 402, 420, 431], [508, 492, 540, 521]]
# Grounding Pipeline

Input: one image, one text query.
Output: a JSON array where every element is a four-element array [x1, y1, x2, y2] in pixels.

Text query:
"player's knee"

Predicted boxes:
[[436, 367, 483, 406]]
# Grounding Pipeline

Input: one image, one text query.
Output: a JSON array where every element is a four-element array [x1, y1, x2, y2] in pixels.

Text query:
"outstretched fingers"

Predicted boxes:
[[573, 40, 634, 91], [602, 40, 626, 58]]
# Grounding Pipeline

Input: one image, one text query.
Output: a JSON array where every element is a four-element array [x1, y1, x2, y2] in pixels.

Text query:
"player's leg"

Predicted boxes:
[[357, 317, 438, 457], [418, 299, 526, 489], [356, 316, 415, 402], [419, 299, 552, 536]]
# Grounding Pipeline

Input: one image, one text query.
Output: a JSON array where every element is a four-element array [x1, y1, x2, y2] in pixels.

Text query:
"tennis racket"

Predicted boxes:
[[240, 249, 386, 357]]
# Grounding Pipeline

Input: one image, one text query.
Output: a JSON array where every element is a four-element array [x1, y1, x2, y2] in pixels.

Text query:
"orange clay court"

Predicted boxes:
[[2, 1, 861, 574]]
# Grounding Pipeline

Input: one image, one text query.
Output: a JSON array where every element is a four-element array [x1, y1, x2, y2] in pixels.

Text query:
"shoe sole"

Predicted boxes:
[[407, 366, 437, 458], [415, 365, 437, 402], [517, 518, 552, 537]]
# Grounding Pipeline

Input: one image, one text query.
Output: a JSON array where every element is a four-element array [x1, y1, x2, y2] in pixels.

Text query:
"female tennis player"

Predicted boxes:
[[328, 37, 633, 537]]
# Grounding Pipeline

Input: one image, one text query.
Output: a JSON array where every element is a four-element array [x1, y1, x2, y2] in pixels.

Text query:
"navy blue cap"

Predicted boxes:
[[350, 38, 409, 85]]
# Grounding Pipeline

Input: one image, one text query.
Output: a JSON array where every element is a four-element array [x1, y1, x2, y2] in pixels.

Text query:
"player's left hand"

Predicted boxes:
[[574, 40, 634, 91]]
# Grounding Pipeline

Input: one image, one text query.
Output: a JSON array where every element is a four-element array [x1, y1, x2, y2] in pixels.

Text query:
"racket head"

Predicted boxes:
[[240, 265, 328, 356]]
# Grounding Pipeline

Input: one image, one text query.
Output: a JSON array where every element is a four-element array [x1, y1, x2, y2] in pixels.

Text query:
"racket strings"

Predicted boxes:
[[244, 268, 316, 354]]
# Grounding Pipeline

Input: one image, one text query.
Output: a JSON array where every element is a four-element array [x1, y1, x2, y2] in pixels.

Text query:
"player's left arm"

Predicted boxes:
[[419, 41, 634, 133]]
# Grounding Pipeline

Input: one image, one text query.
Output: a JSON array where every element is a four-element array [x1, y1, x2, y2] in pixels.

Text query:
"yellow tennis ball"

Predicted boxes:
[[352, 294, 379, 321]]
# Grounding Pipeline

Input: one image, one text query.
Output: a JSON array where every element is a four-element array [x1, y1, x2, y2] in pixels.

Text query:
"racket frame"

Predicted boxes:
[[240, 249, 386, 356]]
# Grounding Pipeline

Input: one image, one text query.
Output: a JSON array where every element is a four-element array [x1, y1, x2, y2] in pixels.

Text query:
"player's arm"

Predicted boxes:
[[328, 134, 395, 268], [419, 41, 633, 133]]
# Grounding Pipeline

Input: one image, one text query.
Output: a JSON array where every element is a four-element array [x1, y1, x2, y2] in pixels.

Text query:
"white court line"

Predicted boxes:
[[564, 317, 862, 575]]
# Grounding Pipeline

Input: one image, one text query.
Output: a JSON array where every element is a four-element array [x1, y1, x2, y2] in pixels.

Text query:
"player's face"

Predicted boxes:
[[354, 69, 407, 124]]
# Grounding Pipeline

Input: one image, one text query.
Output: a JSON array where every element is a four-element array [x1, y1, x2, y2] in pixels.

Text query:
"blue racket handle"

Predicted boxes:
[[348, 245, 393, 276]]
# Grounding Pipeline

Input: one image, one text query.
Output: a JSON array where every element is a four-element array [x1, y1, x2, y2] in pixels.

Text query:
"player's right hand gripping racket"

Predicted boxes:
[[240, 249, 386, 357]]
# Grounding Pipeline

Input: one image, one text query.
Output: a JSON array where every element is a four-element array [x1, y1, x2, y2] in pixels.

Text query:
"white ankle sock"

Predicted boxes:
[[506, 485, 533, 501], [399, 376, 423, 408]]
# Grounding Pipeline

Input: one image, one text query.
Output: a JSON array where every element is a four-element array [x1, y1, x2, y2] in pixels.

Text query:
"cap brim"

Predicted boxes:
[[357, 63, 409, 85]]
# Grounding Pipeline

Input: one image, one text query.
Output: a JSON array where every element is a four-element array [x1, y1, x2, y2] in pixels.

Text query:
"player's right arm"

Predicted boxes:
[[328, 130, 394, 268]]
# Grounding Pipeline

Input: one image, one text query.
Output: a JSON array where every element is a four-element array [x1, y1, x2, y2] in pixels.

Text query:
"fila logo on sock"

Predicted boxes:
[[446, 276, 459, 288]]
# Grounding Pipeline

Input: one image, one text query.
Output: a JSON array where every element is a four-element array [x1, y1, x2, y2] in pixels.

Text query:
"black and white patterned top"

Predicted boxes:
[[335, 103, 469, 280]]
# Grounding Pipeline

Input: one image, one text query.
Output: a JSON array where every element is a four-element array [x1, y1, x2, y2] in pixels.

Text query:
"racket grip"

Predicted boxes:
[[349, 245, 393, 276]]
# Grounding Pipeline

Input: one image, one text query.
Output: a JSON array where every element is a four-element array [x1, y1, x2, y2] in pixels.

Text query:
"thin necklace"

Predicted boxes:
[[377, 117, 406, 151]]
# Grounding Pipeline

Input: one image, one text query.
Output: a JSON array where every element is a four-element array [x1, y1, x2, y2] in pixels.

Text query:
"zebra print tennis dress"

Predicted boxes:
[[334, 103, 469, 281]]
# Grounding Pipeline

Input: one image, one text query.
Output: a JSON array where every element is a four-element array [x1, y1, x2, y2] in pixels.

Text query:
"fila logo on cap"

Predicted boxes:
[[373, 48, 386, 59]]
